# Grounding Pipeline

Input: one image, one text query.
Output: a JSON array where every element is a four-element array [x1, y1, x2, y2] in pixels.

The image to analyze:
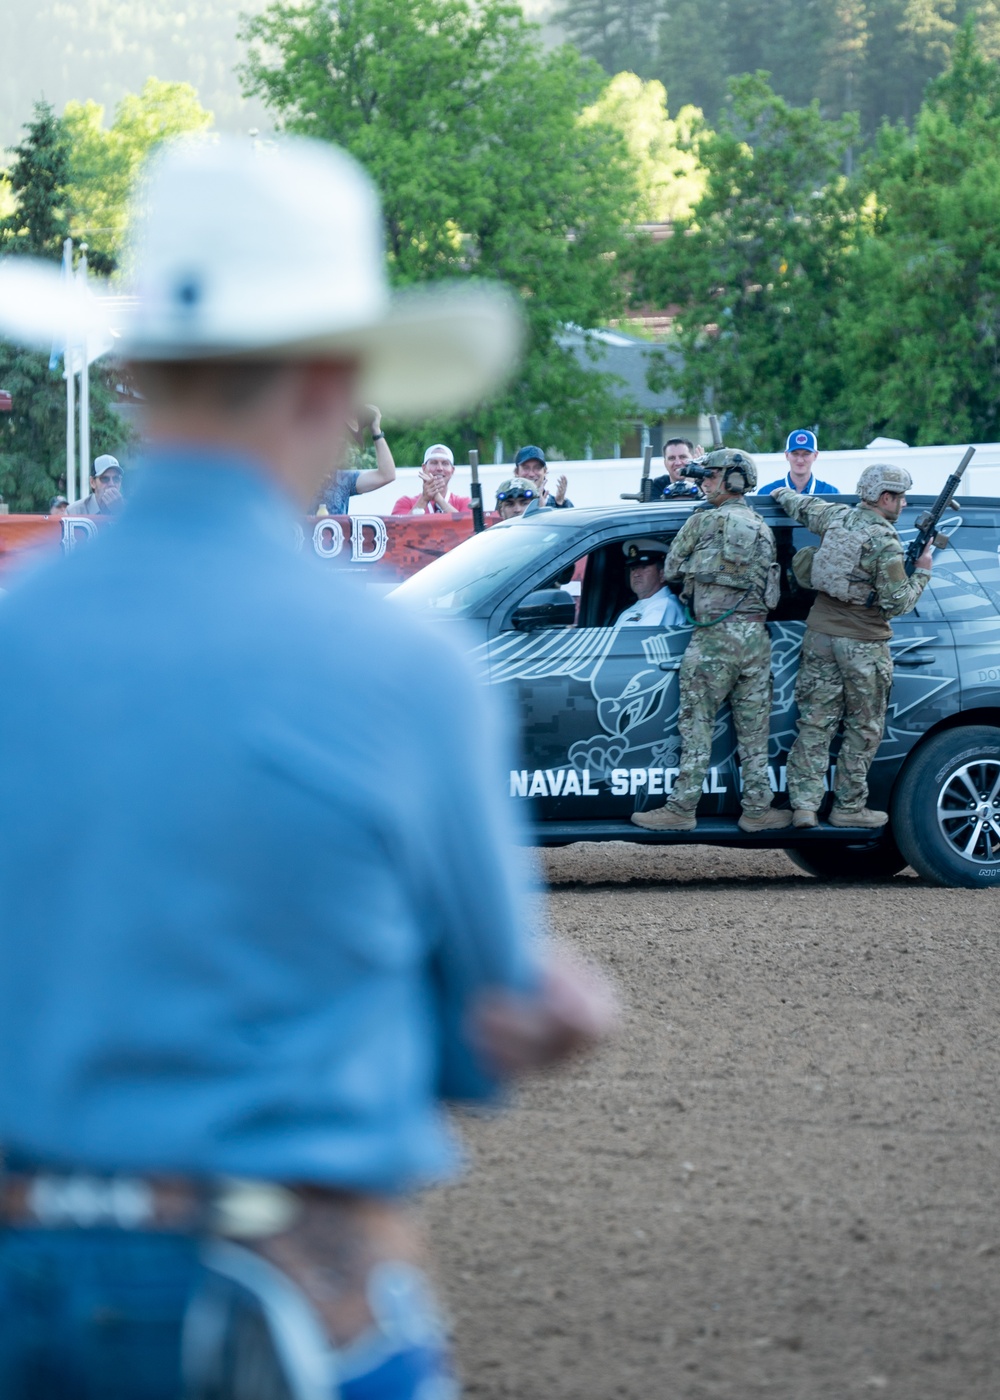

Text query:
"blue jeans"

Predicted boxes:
[[0, 1230, 456, 1399]]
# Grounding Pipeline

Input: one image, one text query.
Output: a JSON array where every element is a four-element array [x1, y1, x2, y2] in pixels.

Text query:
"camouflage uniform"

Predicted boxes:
[[661, 495, 777, 818], [774, 485, 931, 815]]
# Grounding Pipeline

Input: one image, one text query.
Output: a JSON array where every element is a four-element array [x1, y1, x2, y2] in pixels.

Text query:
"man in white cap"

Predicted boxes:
[[67, 453, 125, 515], [392, 442, 470, 514], [0, 137, 612, 1398]]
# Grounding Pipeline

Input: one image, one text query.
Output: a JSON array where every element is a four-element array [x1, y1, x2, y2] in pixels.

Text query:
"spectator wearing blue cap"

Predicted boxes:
[[514, 445, 573, 510], [758, 429, 838, 496]]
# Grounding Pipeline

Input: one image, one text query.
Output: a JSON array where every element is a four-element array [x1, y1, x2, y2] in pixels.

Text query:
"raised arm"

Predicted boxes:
[[354, 405, 397, 494], [771, 486, 843, 535]]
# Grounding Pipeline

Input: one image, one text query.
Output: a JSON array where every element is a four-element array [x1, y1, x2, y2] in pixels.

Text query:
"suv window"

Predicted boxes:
[[914, 526, 1000, 622]]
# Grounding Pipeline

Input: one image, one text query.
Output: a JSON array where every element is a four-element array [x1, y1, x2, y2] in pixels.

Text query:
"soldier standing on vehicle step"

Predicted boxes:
[[632, 449, 791, 834], [774, 463, 934, 829]]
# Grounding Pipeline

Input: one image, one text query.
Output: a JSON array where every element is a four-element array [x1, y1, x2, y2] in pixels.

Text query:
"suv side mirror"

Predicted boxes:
[[511, 587, 576, 631]]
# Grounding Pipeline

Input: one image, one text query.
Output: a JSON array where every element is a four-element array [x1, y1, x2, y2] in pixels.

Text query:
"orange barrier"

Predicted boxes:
[[0, 512, 494, 584]]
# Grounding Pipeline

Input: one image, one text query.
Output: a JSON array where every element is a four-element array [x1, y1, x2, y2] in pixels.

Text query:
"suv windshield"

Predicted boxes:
[[389, 521, 564, 615]]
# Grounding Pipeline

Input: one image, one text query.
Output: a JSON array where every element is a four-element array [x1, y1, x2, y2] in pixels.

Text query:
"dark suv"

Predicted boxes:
[[390, 496, 1000, 889]]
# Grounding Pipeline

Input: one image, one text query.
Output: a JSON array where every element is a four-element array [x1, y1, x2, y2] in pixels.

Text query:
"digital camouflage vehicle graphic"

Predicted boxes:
[[391, 495, 1000, 889]]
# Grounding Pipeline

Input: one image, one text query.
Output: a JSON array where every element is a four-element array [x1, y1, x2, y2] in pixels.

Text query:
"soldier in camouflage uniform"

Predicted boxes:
[[632, 449, 791, 834], [774, 463, 934, 829]]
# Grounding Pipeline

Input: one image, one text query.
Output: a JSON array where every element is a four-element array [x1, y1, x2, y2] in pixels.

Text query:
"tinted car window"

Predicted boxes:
[[915, 525, 1000, 621]]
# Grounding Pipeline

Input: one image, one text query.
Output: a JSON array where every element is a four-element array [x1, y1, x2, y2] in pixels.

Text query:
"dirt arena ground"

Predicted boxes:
[[425, 844, 1000, 1399]]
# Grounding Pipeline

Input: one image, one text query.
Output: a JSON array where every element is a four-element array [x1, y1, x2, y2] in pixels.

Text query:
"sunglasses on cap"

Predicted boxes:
[[496, 486, 537, 503]]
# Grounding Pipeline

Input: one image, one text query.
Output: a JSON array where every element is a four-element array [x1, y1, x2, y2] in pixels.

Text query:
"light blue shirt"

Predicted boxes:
[[0, 451, 535, 1192], [757, 473, 838, 496]]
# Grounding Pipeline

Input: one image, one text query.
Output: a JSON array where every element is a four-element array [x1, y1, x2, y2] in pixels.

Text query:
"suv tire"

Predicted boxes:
[[784, 833, 908, 882], [893, 725, 1000, 888]]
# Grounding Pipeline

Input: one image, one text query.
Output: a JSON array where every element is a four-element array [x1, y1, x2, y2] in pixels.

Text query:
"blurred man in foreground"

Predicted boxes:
[[0, 137, 612, 1399]]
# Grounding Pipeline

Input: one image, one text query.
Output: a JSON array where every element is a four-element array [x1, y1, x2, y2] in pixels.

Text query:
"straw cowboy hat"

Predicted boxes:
[[0, 135, 524, 420]]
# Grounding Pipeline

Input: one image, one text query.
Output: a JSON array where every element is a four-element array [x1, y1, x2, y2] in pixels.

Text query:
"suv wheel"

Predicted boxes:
[[784, 833, 908, 882], [893, 726, 1000, 888]]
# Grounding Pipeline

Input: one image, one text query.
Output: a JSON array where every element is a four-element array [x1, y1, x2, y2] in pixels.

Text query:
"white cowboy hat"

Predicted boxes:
[[0, 135, 524, 421]]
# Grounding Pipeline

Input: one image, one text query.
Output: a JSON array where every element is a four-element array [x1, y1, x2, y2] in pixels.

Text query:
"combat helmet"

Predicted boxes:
[[857, 462, 912, 503], [702, 447, 757, 493]]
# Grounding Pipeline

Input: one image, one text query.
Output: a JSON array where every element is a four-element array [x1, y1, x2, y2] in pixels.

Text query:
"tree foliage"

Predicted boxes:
[[63, 79, 214, 272], [634, 75, 858, 449], [558, 0, 1000, 139], [0, 106, 132, 509], [554, 0, 661, 77], [240, 0, 643, 458], [0, 345, 126, 511], [0, 0, 267, 150], [580, 72, 705, 223], [833, 21, 1000, 443], [0, 102, 72, 258]]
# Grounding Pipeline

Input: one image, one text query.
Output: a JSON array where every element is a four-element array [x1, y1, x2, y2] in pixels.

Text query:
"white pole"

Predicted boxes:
[[78, 246, 90, 504], [63, 238, 77, 504]]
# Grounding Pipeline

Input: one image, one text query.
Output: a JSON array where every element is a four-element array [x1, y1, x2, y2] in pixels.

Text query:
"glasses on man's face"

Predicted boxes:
[[496, 487, 537, 503], [98, 471, 123, 484]]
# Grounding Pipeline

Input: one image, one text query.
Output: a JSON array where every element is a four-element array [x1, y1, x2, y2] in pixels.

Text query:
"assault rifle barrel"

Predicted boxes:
[[468, 448, 485, 533]]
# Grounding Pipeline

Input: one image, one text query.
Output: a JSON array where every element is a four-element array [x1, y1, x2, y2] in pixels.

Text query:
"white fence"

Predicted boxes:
[[353, 443, 1000, 515]]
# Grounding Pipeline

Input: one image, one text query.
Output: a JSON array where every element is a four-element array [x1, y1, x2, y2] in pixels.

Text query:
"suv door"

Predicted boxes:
[[491, 529, 745, 822]]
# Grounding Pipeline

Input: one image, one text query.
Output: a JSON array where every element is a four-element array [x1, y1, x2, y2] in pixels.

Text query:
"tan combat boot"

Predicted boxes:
[[828, 806, 888, 828], [631, 806, 697, 832], [792, 809, 818, 829], [738, 807, 793, 832]]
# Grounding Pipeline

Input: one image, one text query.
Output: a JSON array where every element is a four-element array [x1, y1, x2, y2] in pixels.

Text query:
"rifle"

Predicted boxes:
[[620, 443, 654, 503], [903, 445, 974, 575], [864, 445, 975, 607], [468, 448, 485, 533]]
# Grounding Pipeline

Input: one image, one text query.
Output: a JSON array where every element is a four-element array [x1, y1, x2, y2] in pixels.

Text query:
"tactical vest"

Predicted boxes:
[[798, 509, 882, 605], [685, 505, 779, 613]]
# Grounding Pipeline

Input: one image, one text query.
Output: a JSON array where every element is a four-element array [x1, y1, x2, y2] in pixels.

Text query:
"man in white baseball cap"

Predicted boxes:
[[392, 442, 471, 514], [67, 453, 125, 516], [0, 136, 612, 1398]]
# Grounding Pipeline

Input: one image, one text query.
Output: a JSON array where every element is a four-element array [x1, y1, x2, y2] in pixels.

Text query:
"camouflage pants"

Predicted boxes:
[[668, 616, 773, 816], [786, 629, 892, 813]]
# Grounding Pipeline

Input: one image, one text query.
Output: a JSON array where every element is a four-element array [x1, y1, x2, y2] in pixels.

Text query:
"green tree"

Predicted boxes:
[[240, 0, 644, 458], [580, 72, 705, 223], [606, 0, 985, 139], [554, 0, 662, 78], [0, 102, 72, 257], [0, 346, 127, 512], [0, 104, 133, 509], [833, 22, 1000, 444], [63, 79, 214, 273], [632, 74, 858, 450]]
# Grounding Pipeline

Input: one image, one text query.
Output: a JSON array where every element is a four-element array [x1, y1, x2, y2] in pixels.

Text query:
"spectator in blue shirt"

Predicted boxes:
[[313, 402, 396, 513], [758, 429, 839, 495], [0, 135, 612, 1400]]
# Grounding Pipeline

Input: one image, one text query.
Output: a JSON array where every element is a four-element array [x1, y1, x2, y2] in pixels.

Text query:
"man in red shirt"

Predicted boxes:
[[392, 443, 471, 514]]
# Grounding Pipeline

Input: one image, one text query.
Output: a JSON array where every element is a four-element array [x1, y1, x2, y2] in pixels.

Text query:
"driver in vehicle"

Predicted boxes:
[[615, 540, 686, 627]]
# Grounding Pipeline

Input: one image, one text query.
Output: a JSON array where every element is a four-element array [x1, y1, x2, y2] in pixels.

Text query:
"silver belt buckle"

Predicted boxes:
[[27, 1173, 155, 1228]]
